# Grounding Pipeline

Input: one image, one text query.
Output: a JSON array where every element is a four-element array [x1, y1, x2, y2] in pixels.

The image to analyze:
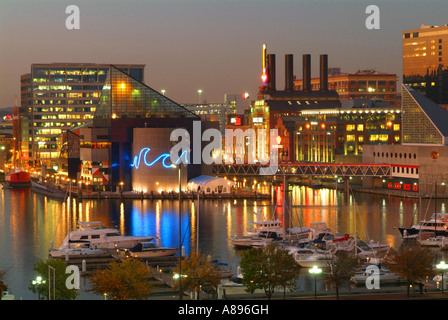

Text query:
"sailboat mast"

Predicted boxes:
[[68, 181, 71, 249], [435, 182, 437, 236], [354, 199, 357, 256]]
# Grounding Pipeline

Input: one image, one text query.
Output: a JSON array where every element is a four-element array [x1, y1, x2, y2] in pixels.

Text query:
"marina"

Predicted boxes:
[[2, 184, 448, 299]]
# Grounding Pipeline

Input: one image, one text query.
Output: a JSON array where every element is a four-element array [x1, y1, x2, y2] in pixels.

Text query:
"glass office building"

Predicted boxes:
[[403, 25, 448, 104], [79, 66, 199, 190], [20, 63, 145, 168], [402, 84, 448, 145]]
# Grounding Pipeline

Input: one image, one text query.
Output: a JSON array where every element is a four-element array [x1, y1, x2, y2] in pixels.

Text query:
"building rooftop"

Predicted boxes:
[[94, 66, 199, 121], [266, 99, 340, 112]]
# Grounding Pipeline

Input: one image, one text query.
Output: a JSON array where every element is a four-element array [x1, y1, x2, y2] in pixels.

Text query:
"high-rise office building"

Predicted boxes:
[[403, 24, 448, 104], [20, 63, 145, 168]]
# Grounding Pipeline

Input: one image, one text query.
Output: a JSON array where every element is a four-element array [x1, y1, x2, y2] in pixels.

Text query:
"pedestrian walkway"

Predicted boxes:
[[220, 284, 448, 300]]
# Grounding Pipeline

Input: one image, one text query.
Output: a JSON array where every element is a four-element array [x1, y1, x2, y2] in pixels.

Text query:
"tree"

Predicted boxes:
[[239, 244, 300, 299], [175, 251, 221, 300], [324, 250, 359, 300], [88, 258, 153, 300], [28, 258, 79, 300], [382, 244, 435, 297], [0, 270, 8, 298], [239, 248, 263, 294], [270, 245, 301, 299]]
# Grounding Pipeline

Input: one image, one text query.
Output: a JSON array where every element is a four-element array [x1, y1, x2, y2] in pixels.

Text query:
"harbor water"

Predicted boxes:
[[1, 185, 447, 300]]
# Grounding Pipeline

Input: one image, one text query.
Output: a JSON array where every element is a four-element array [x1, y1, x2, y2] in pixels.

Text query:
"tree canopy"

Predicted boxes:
[[175, 251, 221, 300], [239, 244, 300, 299], [88, 258, 153, 300], [0, 270, 8, 298], [28, 258, 79, 300], [324, 250, 359, 299], [383, 245, 435, 297]]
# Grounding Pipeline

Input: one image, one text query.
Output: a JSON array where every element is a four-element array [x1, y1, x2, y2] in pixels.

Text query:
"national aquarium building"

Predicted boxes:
[[77, 66, 211, 193]]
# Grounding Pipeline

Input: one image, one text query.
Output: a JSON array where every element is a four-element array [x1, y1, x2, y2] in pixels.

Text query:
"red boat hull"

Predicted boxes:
[[2, 171, 31, 188]]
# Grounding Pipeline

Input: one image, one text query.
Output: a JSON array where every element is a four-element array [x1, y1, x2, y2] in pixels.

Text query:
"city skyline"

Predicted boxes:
[[1, 0, 447, 108]]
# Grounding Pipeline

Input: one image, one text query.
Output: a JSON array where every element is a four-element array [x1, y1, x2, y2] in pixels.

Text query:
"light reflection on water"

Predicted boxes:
[[1, 185, 448, 299]]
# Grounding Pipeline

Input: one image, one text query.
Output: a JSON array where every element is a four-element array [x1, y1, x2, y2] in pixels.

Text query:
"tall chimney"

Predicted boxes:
[[302, 54, 311, 92], [320, 54, 328, 91], [267, 54, 276, 92], [285, 54, 294, 92]]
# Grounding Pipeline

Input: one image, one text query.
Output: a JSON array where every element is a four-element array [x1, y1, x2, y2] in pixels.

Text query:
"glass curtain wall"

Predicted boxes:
[[95, 66, 197, 121], [402, 86, 444, 144]]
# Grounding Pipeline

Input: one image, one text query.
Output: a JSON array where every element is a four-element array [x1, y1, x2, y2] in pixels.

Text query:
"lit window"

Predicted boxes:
[[346, 124, 356, 131], [346, 135, 355, 142]]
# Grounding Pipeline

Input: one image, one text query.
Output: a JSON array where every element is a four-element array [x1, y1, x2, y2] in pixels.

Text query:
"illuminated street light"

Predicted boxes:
[[32, 275, 46, 300], [437, 261, 448, 293], [309, 265, 322, 299]]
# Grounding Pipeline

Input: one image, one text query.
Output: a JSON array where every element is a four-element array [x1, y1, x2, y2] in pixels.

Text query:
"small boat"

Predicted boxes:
[[232, 230, 283, 249], [397, 213, 448, 238], [245, 219, 283, 237], [366, 240, 391, 253], [31, 179, 67, 199], [295, 251, 333, 268], [211, 260, 233, 279], [1, 170, 30, 188], [49, 244, 107, 258], [351, 265, 406, 286], [56, 221, 154, 250], [289, 246, 321, 260], [1, 290, 15, 300], [121, 240, 178, 259], [419, 236, 448, 247]]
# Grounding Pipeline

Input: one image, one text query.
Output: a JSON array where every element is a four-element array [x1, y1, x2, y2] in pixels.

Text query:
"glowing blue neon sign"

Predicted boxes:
[[130, 147, 188, 169]]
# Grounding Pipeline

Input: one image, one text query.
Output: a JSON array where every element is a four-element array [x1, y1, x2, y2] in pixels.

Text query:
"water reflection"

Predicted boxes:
[[2, 186, 448, 299]]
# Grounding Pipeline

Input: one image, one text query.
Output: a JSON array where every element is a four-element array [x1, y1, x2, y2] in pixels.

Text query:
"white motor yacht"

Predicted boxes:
[[245, 219, 283, 236], [56, 221, 154, 250], [397, 213, 448, 238]]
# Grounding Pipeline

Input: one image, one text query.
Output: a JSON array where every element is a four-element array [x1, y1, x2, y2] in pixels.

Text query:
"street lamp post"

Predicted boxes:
[[309, 265, 322, 299], [437, 261, 448, 293], [48, 265, 55, 300], [32, 276, 46, 300], [172, 163, 183, 300]]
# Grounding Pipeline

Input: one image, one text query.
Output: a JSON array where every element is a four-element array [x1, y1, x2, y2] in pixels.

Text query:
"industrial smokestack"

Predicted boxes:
[[285, 54, 294, 92], [320, 54, 328, 91], [302, 54, 311, 92], [268, 54, 276, 92]]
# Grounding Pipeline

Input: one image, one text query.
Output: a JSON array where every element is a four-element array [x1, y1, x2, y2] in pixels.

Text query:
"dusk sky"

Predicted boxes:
[[1, 0, 447, 108]]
